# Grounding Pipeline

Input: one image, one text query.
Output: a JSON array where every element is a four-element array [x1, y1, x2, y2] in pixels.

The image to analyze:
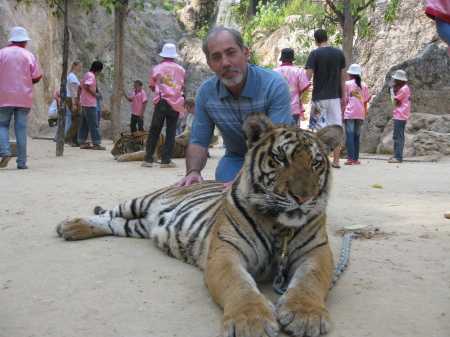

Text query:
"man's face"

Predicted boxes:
[[206, 31, 250, 88], [185, 105, 194, 114]]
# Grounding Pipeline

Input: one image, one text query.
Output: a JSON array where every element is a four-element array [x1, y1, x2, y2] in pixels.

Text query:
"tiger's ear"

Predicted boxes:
[[242, 112, 274, 149], [315, 125, 344, 153]]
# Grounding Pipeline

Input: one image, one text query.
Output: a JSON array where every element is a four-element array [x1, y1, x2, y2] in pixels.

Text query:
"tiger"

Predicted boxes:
[[110, 131, 190, 162], [56, 112, 343, 337]]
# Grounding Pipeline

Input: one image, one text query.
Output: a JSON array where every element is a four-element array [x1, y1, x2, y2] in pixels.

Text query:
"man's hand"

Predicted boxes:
[[170, 171, 204, 187]]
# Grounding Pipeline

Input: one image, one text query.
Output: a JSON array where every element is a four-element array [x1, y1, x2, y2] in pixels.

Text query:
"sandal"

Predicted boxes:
[[92, 146, 106, 150], [160, 161, 176, 168], [331, 164, 341, 169], [80, 144, 93, 149], [344, 160, 353, 165]]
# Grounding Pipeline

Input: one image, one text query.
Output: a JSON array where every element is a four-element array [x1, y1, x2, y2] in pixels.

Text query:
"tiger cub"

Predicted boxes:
[[56, 112, 343, 337]]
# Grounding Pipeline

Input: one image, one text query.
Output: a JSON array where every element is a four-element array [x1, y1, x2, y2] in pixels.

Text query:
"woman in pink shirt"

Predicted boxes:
[[388, 70, 410, 164], [343, 64, 371, 165]]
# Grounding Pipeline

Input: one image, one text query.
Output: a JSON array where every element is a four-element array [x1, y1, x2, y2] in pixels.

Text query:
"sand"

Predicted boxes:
[[1, 137, 449, 337]]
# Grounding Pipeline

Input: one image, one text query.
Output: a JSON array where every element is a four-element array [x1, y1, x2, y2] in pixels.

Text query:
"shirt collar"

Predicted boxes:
[[8, 43, 25, 48], [280, 62, 293, 66], [218, 63, 255, 99], [163, 59, 175, 63]]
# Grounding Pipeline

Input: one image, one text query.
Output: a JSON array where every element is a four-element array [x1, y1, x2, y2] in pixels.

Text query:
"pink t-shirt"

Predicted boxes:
[[425, 0, 450, 23], [150, 60, 185, 113], [130, 89, 148, 116], [273, 63, 311, 116], [80, 71, 97, 107], [344, 79, 372, 120], [393, 83, 411, 120], [0, 44, 42, 108]]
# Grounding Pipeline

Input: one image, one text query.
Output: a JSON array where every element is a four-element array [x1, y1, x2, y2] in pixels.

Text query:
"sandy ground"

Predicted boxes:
[[1, 136, 449, 337]]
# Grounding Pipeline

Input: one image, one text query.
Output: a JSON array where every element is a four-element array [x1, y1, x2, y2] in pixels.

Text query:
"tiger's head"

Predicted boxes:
[[111, 131, 148, 159], [235, 112, 343, 228]]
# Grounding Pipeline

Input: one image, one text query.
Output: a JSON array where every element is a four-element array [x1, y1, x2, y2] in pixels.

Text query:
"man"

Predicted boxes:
[[305, 28, 346, 168], [0, 27, 42, 169], [77, 61, 106, 150], [273, 48, 311, 127], [141, 43, 185, 168], [174, 27, 292, 187]]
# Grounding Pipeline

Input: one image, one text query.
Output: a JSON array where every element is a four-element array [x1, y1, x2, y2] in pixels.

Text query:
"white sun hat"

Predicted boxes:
[[8, 27, 31, 42], [159, 43, 179, 58], [347, 64, 361, 75], [392, 70, 408, 82]]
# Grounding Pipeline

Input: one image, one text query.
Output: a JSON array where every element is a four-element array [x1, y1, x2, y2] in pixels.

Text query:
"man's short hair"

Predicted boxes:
[[90, 61, 103, 72], [202, 27, 246, 61], [134, 79, 143, 87], [314, 29, 328, 43], [184, 97, 195, 107]]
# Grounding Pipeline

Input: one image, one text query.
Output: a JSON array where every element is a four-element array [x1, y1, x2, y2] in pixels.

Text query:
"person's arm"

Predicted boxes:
[[171, 144, 208, 187], [267, 79, 293, 125], [140, 101, 147, 119], [122, 90, 132, 102], [305, 68, 314, 81], [340, 68, 346, 108], [70, 82, 78, 111]]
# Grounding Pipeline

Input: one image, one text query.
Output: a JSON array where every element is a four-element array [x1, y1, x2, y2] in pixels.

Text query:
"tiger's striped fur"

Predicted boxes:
[[57, 112, 343, 337], [111, 131, 189, 162]]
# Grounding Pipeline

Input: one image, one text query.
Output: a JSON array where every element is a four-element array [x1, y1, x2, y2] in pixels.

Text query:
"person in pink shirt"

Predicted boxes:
[[343, 64, 372, 165], [273, 48, 311, 127], [388, 70, 410, 164], [0, 27, 42, 169], [425, 0, 450, 56], [77, 61, 106, 150], [123, 79, 148, 133], [141, 43, 185, 168]]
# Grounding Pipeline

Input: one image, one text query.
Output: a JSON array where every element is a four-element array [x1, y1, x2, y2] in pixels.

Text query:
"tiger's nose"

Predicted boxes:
[[293, 194, 312, 204]]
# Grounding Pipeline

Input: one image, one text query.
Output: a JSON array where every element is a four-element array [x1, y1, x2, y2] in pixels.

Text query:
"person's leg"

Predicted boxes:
[[13, 107, 31, 167], [161, 108, 180, 164], [435, 18, 450, 56], [137, 116, 144, 132], [144, 101, 166, 163], [130, 114, 138, 134], [215, 155, 245, 182], [292, 114, 299, 127], [345, 119, 356, 160], [64, 108, 72, 134], [353, 119, 364, 161], [0, 107, 13, 159], [65, 98, 81, 145], [78, 107, 90, 145], [84, 106, 102, 145], [325, 99, 342, 166], [392, 119, 406, 161], [176, 119, 182, 135]]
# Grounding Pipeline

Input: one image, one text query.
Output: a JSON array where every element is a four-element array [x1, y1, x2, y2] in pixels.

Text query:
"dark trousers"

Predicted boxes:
[[130, 114, 144, 133], [64, 98, 81, 145], [393, 119, 407, 161], [144, 100, 179, 164]]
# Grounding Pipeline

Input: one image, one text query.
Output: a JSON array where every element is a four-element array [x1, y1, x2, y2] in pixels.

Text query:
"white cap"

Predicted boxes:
[[347, 64, 361, 75], [159, 43, 179, 58], [8, 27, 31, 42], [392, 70, 408, 82]]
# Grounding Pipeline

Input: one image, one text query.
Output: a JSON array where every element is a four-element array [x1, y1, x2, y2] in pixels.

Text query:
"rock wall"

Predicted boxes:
[[1, 0, 212, 138]]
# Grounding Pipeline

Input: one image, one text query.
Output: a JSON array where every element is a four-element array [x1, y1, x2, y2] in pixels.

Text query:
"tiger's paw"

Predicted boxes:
[[221, 297, 279, 337], [56, 218, 107, 240], [277, 296, 330, 337]]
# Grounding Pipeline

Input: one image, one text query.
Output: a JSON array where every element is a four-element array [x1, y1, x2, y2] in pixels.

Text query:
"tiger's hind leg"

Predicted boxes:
[[56, 216, 150, 241]]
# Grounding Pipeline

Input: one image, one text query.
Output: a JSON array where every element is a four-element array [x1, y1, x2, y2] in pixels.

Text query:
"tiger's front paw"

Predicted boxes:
[[56, 218, 107, 240], [277, 295, 330, 337], [221, 296, 279, 337]]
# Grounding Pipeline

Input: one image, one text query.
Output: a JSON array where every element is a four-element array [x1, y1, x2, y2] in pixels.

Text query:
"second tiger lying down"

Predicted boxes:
[[56, 112, 343, 337]]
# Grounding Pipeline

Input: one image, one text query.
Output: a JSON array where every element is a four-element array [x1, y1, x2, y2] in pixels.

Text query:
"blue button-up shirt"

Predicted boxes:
[[191, 63, 292, 157]]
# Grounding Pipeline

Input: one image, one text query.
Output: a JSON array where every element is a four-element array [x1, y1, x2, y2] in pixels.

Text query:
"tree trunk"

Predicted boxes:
[[110, 0, 129, 142], [56, 0, 70, 156], [341, 0, 354, 68]]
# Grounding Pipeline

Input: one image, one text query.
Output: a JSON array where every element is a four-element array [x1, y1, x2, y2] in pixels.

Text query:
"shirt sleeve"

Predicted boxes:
[[190, 90, 215, 148], [395, 86, 408, 102], [266, 79, 293, 125]]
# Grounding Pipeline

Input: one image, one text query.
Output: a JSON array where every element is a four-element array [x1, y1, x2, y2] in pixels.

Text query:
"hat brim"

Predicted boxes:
[[279, 57, 296, 62], [392, 75, 408, 81], [159, 52, 179, 58]]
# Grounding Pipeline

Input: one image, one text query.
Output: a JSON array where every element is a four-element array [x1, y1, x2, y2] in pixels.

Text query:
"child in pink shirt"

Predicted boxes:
[[123, 80, 148, 133], [388, 70, 410, 164], [343, 64, 372, 165]]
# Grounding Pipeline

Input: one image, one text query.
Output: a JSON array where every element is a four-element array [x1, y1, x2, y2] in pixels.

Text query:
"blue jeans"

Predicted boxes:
[[436, 18, 450, 46], [0, 106, 31, 166], [345, 119, 364, 160], [54, 108, 72, 141], [215, 154, 245, 182], [78, 106, 102, 144], [292, 114, 299, 126], [393, 119, 407, 161]]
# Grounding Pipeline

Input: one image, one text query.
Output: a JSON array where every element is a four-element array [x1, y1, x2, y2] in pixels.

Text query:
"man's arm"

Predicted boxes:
[[171, 144, 208, 187], [305, 69, 314, 81], [340, 68, 346, 107]]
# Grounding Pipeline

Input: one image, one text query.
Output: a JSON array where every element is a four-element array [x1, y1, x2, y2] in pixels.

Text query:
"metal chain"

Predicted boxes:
[[273, 232, 357, 294], [359, 157, 437, 163]]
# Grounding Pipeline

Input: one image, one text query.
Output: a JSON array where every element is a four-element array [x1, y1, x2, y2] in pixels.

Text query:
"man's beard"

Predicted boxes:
[[219, 67, 244, 87]]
